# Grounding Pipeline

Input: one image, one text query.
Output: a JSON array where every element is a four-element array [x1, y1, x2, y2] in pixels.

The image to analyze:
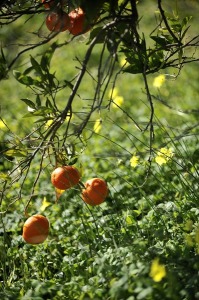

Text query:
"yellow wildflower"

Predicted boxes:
[[0, 119, 6, 129], [149, 258, 166, 282], [108, 87, 119, 99], [44, 114, 73, 130], [153, 74, 165, 88], [93, 118, 102, 134], [155, 147, 174, 166], [66, 113, 73, 122], [44, 119, 53, 129], [55, 188, 65, 201], [130, 154, 139, 168], [108, 87, 124, 108], [112, 95, 124, 108], [119, 56, 130, 68], [155, 155, 167, 166], [40, 197, 51, 212]]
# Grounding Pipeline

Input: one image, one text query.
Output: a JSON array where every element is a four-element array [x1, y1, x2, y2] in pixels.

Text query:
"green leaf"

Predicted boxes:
[[126, 215, 134, 225], [1, 46, 6, 64], [148, 50, 164, 70], [178, 48, 183, 64], [181, 26, 191, 41], [68, 156, 78, 165], [4, 149, 27, 158], [181, 16, 192, 29], [45, 98, 54, 109], [87, 27, 106, 44], [40, 42, 59, 71], [13, 70, 42, 87], [137, 287, 153, 299], [150, 35, 169, 48], [36, 94, 41, 107], [63, 80, 74, 90], [40, 55, 50, 73], [0, 47, 8, 80], [21, 98, 36, 109], [121, 47, 147, 74], [0, 173, 11, 181], [123, 62, 144, 74], [23, 66, 34, 75], [34, 117, 54, 124], [132, 209, 142, 217], [171, 23, 182, 33], [30, 56, 44, 76], [46, 73, 56, 88], [23, 107, 54, 118], [81, 0, 107, 23], [192, 148, 199, 164], [140, 35, 147, 53]]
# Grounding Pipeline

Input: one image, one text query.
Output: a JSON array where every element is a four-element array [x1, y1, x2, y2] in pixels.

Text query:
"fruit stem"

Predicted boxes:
[[78, 181, 85, 189]]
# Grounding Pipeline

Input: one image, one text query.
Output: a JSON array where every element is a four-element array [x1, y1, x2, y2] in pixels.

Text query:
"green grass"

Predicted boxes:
[[1, 1, 199, 299]]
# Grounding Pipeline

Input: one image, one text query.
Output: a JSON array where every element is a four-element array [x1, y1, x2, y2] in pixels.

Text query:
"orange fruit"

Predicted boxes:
[[22, 215, 49, 245], [81, 178, 108, 206], [42, 0, 66, 9], [68, 7, 89, 36], [45, 11, 70, 32], [42, 0, 55, 9], [51, 165, 81, 190]]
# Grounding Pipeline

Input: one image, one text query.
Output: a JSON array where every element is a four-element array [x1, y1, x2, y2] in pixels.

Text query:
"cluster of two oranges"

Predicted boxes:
[[23, 165, 108, 245], [42, 0, 89, 35], [51, 165, 108, 206]]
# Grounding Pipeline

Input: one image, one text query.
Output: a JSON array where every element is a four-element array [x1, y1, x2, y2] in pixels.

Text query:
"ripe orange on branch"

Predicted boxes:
[[68, 7, 89, 36], [81, 178, 108, 206], [42, 0, 66, 9], [45, 11, 70, 32], [42, 0, 55, 9], [22, 215, 49, 245], [51, 165, 81, 190]]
